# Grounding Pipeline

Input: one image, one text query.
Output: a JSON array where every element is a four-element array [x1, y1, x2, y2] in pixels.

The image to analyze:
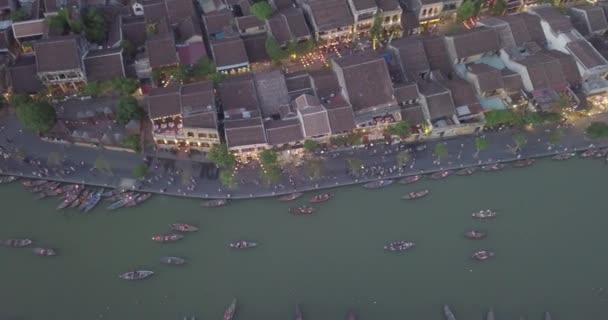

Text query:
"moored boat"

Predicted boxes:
[[472, 250, 494, 261], [0, 175, 18, 184], [486, 308, 495, 320], [455, 167, 477, 176], [102, 188, 125, 197], [580, 149, 596, 158], [32, 248, 57, 256], [4, 238, 32, 248], [229, 240, 257, 249], [57, 193, 79, 210], [118, 270, 154, 280], [106, 191, 129, 202], [544, 311, 552, 320], [279, 192, 303, 202], [443, 305, 456, 320], [289, 205, 315, 214], [464, 230, 487, 239], [202, 199, 228, 207], [170, 223, 199, 232], [82, 188, 105, 213], [223, 298, 237, 320], [398, 175, 421, 184], [595, 149, 607, 158], [512, 158, 535, 168], [107, 193, 137, 210], [552, 152, 575, 160], [78, 190, 96, 210], [126, 193, 151, 207], [384, 240, 415, 252], [481, 163, 505, 172], [21, 179, 47, 187], [363, 179, 393, 189], [431, 170, 450, 180], [151, 234, 184, 242], [309, 193, 332, 203], [402, 189, 429, 200], [160, 256, 186, 265], [294, 304, 303, 320], [30, 182, 59, 193], [345, 309, 357, 320], [472, 210, 497, 219], [69, 189, 89, 208]]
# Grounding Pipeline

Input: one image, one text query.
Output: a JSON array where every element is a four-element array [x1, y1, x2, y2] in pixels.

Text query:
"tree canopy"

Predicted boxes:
[[513, 133, 527, 150], [457, 0, 478, 22], [83, 8, 107, 44], [303, 139, 318, 153], [219, 169, 238, 188], [15, 100, 57, 133], [117, 96, 143, 125], [250, 1, 273, 20], [484, 109, 521, 127], [434, 142, 448, 159], [386, 120, 410, 137], [133, 163, 148, 178], [259, 149, 278, 166], [475, 136, 489, 151], [10, 9, 29, 22], [265, 36, 286, 64], [208, 144, 236, 168], [122, 134, 142, 152], [112, 78, 139, 95], [491, 0, 507, 16]]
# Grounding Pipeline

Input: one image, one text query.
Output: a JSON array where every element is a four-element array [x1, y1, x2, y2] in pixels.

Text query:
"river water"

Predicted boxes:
[[1, 158, 608, 320]]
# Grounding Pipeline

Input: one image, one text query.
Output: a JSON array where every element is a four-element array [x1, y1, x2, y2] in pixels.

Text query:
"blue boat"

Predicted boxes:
[[82, 188, 104, 213], [107, 193, 136, 210]]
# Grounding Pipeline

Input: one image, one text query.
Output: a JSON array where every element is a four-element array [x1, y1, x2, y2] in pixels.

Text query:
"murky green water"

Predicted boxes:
[[1, 159, 608, 320]]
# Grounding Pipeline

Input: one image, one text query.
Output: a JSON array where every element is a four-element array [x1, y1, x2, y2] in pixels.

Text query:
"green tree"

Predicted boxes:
[[208, 144, 236, 168], [474, 136, 489, 157], [303, 139, 318, 153], [266, 36, 285, 64], [260, 164, 282, 185], [116, 96, 143, 125], [551, 92, 571, 114], [83, 8, 107, 44], [193, 57, 217, 77], [586, 122, 608, 138], [434, 142, 448, 160], [111, 78, 139, 95], [259, 149, 278, 167], [286, 39, 298, 57], [386, 120, 411, 137], [370, 14, 382, 41], [512, 133, 527, 152], [10, 9, 29, 22], [250, 1, 273, 20], [397, 151, 411, 166], [484, 109, 522, 127], [10, 94, 33, 107], [47, 9, 70, 34], [15, 100, 57, 133], [457, 0, 477, 22], [133, 163, 148, 178], [347, 158, 363, 176], [82, 81, 101, 97], [121, 40, 136, 59], [219, 170, 238, 188], [297, 38, 315, 55], [305, 157, 323, 180], [491, 0, 507, 16], [122, 134, 142, 152]]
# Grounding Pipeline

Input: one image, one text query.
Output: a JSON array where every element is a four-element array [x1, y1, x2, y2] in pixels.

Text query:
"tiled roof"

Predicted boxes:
[[440, 79, 479, 108], [390, 37, 429, 78], [566, 39, 608, 70], [496, 13, 546, 47], [146, 34, 178, 68], [236, 15, 264, 31], [176, 15, 203, 43], [142, 0, 168, 22], [254, 70, 290, 117], [180, 81, 217, 129], [543, 50, 582, 85], [202, 10, 234, 36], [467, 63, 503, 93], [121, 16, 147, 48], [218, 74, 260, 115], [351, 0, 377, 11], [84, 48, 125, 82], [268, 8, 310, 45], [34, 36, 83, 73], [8, 55, 43, 94], [375, 0, 401, 11], [445, 27, 500, 60], [529, 5, 573, 34], [418, 81, 455, 120], [224, 118, 267, 147], [210, 37, 249, 69], [333, 51, 396, 113], [393, 82, 419, 103], [12, 19, 46, 39], [165, 0, 195, 24], [401, 104, 425, 125], [264, 119, 304, 145], [306, 0, 354, 32], [501, 69, 523, 92], [147, 85, 182, 119], [285, 72, 313, 98], [519, 52, 567, 91], [242, 33, 269, 63], [271, 0, 294, 10], [421, 36, 452, 75], [324, 95, 356, 133], [309, 69, 341, 99], [572, 5, 608, 35]]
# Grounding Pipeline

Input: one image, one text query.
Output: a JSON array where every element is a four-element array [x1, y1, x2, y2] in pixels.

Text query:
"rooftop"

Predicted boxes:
[[306, 0, 354, 32], [34, 36, 83, 73]]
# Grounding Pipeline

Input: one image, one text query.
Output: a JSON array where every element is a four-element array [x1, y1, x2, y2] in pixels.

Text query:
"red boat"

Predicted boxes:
[[289, 205, 315, 214], [309, 193, 332, 203], [398, 175, 421, 184], [202, 199, 228, 207], [223, 298, 237, 320], [33, 248, 57, 256], [169, 223, 199, 232], [430, 170, 450, 180], [464, 230, 487, 239], [472, 250, 494, 261], [279, 193, 303, 202], [151, 234, 184, 242]]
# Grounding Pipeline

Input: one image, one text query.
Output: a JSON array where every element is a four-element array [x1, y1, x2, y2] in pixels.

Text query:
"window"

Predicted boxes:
[[187, 132, 194, 137], [392, 15, 399, 22], [257, 147, 265, 151], [198, 133, 207, 138], [384, 16, 390, 23], [422, 9, 427, 16], [209, 133, 218, 138], [156, 140, 165, 144], [201, 143, 210, 147]]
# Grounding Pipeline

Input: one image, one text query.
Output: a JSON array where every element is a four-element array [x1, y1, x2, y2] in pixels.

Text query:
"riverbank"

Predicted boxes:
[[1, 112, 608, 199]]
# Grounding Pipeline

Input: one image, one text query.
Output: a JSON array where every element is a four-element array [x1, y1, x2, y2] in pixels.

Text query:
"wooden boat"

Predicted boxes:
[[57, 193, 80, 210], [544, 311, 552, 320], [345, 309, 357, 320], [289, 205, 315, 214], [223, 298, 237, 320], [160, 256, 186, 265], [552, 152, 575, 160], [106, 191, 129, 202], [32, 248, 57, 256], [402, 189, 429, 200], [4, 238, 32, 248], [472, 210, 497, 219], [309, 193, 332, 203], [486, 308, 495, 320], [126, 193, 151, 207], [580, 149, 596, 158], [0, 175, 18, 184], [279, 192, 304, 202], [430, 170, 450, 180], [455, 167, 477, 176], [595, 149, 607, 158], [102, 188, 125, 197], [472, 250, 494, 261], [512, 158, 535, 168], [464, 230, 487, 239], [151, 234, 184, 242], [202, 199, 227, 207], [30, 182, 58, 193], [59, 184, 81, 194], [82, 188, 105, 213], [118, 270, 154, 280], [443, 305, 456, 320], [294, 304, 303, 320], [107, 193, 137, 210], [398, 175, 421, 184], [170, 223, 199, 232], [69, 190, 87, 208], [363, 179, 393, 189], [229, 241, 257, 249], [481, 163, 505, 172], [21, 179, 47, 187], [78, 190, 96, 210], [384, 240, 415, 252]]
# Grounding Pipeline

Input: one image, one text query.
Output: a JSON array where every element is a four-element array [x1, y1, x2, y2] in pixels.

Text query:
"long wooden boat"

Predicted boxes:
[[455, 167, 477, 176], [402, 189, 429, 200], [160, 256, 186, 265], [464, 230, 487, 239], [151, 234, 184, 242], [126, 193, 151, 208], [512, 158, 535, 168], [294, 304, 303, 320], [170, 223, 199, 232], [33, 248, 57, 256], [4, 238, 32, 248], [69, 189, 89, 208], [279, 192, 303, 202], [229, 241, 257, 249], [398, 175, 421, 184], [289, 205, 315, 214], [544, 311, 552, 320], [345, 309, 357, 320], [363, 179, 393, 189], [107, 193, 137, 210], [30, 182, 58, 193], [443, 305, 456, 320], [102, 188, 125, 197], [552, 152, 576, 160], [472, 250, 494, 261], [384, 240, 415, 252], [106, 191, 129, 202], [21, 179, 47, 187], [82, 188, 105, 213], [57, 192, 80, 210], [78, 190, 96, 210], [580, 149, 596, 158], [309, 193, 332, 203], [595, 149, 607, 158], [431, 170, 450, 180], [472, 210, 497, 219], [223, 298, 237, 320], [486, 308, 495, 320], [119, 270, 154, 280], [481, 163, 505, 172], [202, 199, 227, 207], [0, 175, 18, 184]]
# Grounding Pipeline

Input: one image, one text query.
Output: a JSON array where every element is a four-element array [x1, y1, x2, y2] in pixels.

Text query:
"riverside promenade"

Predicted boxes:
[[2, 110, 608, 200]]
